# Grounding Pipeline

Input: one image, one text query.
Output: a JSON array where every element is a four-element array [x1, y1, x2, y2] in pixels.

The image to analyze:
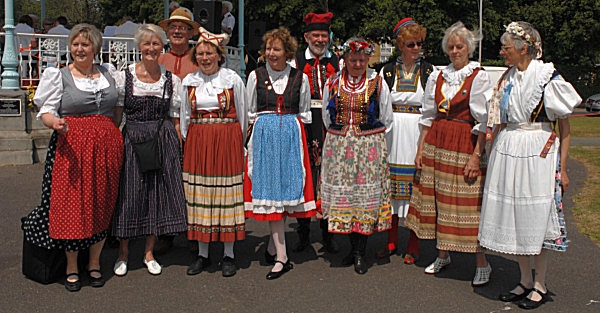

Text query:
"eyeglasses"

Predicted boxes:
[[500, 45, 514, 51], [168, 25, 191, 31], [404, 41, 423, 48]]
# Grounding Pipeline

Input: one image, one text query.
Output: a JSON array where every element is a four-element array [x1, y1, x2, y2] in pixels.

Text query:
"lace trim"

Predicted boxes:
[[442, 61, 479, 86], [523, 61, 556, 118], [128, 64, 167, 91]]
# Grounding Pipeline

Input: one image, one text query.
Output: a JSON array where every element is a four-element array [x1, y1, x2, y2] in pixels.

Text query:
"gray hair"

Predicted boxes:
[[134, 24, 168, 49], [500, 21, 542, 60], [222, 1, 233, 11], [68, 23, 103, 54], [169, 1, 180, 10], [441, 21, 482, 58]]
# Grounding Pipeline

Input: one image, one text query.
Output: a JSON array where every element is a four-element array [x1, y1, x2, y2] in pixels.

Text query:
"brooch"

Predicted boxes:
[[462, 89, 467, 95], [385, 72, 392, 77]]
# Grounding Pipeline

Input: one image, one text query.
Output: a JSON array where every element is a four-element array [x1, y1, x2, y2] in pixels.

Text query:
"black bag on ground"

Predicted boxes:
[[126, 80, 169, 174], [21, 217, 66, 284]]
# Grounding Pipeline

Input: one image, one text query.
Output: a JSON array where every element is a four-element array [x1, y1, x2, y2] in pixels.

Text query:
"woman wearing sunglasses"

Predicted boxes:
[[377, 18, 434, 265], [404, 22, 492, 286]]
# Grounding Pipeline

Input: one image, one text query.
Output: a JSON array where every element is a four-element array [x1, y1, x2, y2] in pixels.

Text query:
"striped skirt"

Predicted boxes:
[[321, 131, 392, 235], [405, 117, 486, 253], [184, 120, 245, 242], [112, 119, 187, 239]]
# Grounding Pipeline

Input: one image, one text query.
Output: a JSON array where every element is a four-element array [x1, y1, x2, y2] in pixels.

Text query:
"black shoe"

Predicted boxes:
[[375, 247, 397, 259], [187, 256, 211, 275], [221, 256, 237, 277], [499, 283, 533, 302], [64, 273, 81, 292], [154, 237, 174, 255], [264, 250, 276, 265], [341, 252, 354, 267], [291, 234, 310, 252], [322, 233, 340, 254], [266, 260, 293, 280], [518, 288, 548, 310], [87, 269, 105, 288], [354, 254, 368, 274]]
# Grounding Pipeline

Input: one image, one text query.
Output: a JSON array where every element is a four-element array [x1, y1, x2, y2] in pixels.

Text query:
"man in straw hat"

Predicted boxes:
[[290, 12, 340, 254], [158, 8, 201, 81], [154, 8, 202, 255]]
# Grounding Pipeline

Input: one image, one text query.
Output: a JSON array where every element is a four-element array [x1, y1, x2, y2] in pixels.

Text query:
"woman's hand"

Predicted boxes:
[[414, 150, 423, 170], [463, 154, 481, 181], [561, 169, 570, 192], [53, 118, 69, 134]]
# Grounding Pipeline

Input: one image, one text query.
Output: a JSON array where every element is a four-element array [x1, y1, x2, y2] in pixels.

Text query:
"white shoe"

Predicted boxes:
[[424, 256, 451, 274], [472, 263, 492, 286], [113, 260, 128, 276], [143, 258, 162, 275]]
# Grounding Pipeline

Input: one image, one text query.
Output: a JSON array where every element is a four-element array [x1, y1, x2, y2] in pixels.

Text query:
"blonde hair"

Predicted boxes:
[[68, 24, 103, 54]]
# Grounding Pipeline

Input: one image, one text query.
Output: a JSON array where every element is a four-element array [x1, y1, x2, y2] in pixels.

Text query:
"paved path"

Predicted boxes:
[[0, 159, 599, 313]]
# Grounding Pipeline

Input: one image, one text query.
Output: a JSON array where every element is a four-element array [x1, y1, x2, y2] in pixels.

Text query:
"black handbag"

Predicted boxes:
[[127, 80, 169, 174], [21, 217, 66, 284]]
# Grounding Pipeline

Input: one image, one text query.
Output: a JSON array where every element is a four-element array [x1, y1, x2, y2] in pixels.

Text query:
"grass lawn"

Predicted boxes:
[[569, 116, 600, 137], [569, 146, 600, 246]]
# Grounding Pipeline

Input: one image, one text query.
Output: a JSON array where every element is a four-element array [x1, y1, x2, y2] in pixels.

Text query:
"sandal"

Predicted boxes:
[[403, 253, 416, 265], [64, 273, 81, 292], [87, 269, 105, 288]]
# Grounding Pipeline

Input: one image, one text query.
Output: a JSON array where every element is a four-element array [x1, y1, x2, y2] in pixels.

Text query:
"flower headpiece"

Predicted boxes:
[[337, 40, 375, 57], [504, 22, 535, 46]]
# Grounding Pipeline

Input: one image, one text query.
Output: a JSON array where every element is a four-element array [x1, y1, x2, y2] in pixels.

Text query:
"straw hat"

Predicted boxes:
[[158, 8, 201, 36]]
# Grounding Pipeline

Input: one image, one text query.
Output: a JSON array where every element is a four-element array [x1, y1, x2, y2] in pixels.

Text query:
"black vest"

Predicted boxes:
[[295, 51, 339, 99], [382, 58, 434, 91], [255, 66, 303, 114]]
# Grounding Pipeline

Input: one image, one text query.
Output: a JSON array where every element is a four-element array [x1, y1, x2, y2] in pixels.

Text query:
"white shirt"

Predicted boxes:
[[420, 61, 492, 134], [34, 64, 120, 119], [15, 23, 35, 56], [221, 12, 235, 33], [321, 68, 393, 133], [180, 68, 247, 141], [47, 25, 71, 56], [115, 64, 185, 117], [246, 63, 312, 124], [378, 65, 425, 107]]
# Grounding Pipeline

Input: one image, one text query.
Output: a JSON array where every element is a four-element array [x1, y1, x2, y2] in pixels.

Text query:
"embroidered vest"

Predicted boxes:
[[326, 75, 384, 136], [382, 58, 434, 92], [187, 86, 237, 119], [434, 68, 481, 123], [254, 66, 303, 114], [295, 51, 339, 100]]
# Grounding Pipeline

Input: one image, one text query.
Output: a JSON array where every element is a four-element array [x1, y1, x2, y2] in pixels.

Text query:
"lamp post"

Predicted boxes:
[[238, 0, 245, 81], [1, 0, 20, 90]]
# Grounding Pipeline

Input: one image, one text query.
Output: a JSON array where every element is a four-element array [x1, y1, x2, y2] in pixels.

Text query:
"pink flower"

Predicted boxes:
[[345, 146, 354, 160], [368, 146, 378, 161], [556, 172, 562, 180], [555, 238, 562, 244], [326, 149, 333, 157], [356, 171, 366, 184]]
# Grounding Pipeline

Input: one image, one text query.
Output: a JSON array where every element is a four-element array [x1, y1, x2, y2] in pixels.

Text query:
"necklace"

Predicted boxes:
[[401, 63, 416, 79], [73, 64, 94, 80], [138, 64, 161, 83]]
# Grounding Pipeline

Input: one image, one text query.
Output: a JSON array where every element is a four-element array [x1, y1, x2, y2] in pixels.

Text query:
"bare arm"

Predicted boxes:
[[558, 118, 570, 191], [464, 131, 486, 181], [113, 106, 123, 127], [414, 125, 430, 169], [41, 113, 68, 134]]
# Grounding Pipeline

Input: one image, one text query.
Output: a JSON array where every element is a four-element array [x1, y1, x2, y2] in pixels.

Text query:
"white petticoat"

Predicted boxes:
[[478, 123, 562, 255]]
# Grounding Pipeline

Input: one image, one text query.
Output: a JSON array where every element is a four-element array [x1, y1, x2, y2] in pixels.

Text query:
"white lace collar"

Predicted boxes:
[[509, 60, 556, 115], [442, 61, 480, 86], [129, 64, 167, 91], [181, 67, 237, 89]]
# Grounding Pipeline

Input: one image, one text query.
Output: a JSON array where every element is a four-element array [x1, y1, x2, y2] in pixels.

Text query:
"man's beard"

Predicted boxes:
[[308, 42, 327, 56]]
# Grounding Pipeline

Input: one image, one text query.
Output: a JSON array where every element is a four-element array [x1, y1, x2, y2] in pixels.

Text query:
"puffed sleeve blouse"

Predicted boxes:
[[321, 68, 394, 133], [180, 67, 247, 141], [245, 63, 312, 124], [34, 63, 123, 119], [420, 61, 492, 134]]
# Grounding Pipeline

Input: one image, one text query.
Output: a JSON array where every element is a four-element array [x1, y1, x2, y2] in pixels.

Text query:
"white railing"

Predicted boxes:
[[0, 32, 242, 89]]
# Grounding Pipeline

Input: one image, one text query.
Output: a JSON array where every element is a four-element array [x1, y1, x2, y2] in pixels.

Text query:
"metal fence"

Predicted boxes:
[[0, 32, 242, 89]]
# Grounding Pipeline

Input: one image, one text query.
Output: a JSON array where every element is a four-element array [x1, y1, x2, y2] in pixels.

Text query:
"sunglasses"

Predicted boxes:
[[404, 41, 423, 48]]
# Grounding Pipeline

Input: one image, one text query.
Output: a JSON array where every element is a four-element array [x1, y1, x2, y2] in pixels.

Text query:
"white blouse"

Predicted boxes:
[[116, 64, 184, 118], [180, 68, 248, 141], [321, 68, 394, 132], [420, 61, 492, 133], [504, 60, 580, 123], [34, 63, 120, 119], [246, 63, 312, 124], [378, 66, 425, 106]]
